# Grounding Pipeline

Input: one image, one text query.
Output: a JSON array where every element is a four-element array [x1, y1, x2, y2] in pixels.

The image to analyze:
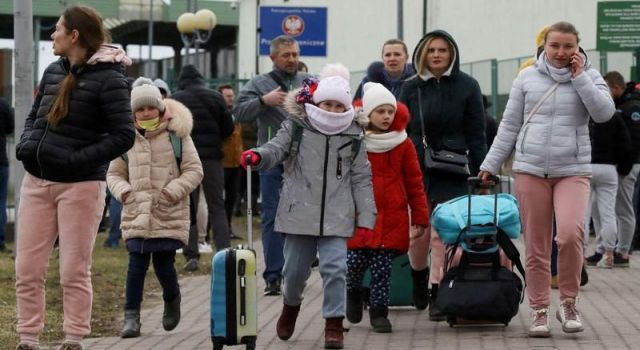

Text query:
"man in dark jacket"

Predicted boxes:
[[234, 35, 310, 295], [603, 71, 640, 266], [0, 97, 13, 252], [172, 65, 234, 271]]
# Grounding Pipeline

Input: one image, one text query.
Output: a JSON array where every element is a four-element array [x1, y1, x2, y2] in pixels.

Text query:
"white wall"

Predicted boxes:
[[236, 0, 620, 79]]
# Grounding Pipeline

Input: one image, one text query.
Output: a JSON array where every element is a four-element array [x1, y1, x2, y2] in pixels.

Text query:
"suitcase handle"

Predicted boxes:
[[246, 155, 253, 249], [466, 176, 500, 230]]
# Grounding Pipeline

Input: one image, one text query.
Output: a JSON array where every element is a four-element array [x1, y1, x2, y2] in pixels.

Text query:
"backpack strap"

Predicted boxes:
[[350, 138, 361, 161], [120, 132, 182, 171], [496, 230, 526, 280], [289, 121, 304, 157], [169, 131, 182, 171]]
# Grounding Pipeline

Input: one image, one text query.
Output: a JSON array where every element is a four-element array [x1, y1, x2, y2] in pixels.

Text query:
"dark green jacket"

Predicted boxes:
[[399, 30, 487, 203]]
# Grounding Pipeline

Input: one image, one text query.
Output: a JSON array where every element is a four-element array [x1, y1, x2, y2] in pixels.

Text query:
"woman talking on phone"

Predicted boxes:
[[478, 21, 614, 338]]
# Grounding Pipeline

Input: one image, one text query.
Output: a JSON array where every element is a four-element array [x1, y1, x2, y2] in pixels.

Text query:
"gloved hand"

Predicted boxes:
[[240, 150, 261, 169]]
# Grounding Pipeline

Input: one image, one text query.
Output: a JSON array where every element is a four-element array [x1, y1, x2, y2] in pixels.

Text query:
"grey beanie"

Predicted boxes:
[[130, 77, 165, 112], [152, 78, 171, 97]]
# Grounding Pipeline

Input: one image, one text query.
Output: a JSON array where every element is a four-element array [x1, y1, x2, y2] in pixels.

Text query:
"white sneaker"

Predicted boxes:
[[528, 307, 551, 337], [556, 298, 584, 333], [198, 242, 213, 253]]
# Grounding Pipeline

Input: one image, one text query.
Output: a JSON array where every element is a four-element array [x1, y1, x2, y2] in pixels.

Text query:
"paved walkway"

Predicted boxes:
[[82, 239, 640, 350]]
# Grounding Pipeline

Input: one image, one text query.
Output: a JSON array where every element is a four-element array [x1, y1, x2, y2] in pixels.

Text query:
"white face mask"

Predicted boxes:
[[305, 103, 355, 135]]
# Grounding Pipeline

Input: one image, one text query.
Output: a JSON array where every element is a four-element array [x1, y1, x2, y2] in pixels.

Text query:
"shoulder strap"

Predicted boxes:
[[268, 71, 289, 92], [289, 122, 304, 157], [169, 131, 182, 170], [523, 82, 559, 126], [496, 230, 526, 280]]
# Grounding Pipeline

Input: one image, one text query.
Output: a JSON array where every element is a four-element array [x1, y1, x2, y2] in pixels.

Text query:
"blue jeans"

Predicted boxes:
[[106, 197, 122, 247], [0, 165, 7, 246], [260, 165, 285, 283], [125, 250, 180, 310]]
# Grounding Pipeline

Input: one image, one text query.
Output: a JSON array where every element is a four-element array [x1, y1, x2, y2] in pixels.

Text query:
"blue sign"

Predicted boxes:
[[259, 6, 327, 57]]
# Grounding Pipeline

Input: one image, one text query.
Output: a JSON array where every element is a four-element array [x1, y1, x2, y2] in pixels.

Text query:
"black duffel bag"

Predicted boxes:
[[435, 262, 523, 325]]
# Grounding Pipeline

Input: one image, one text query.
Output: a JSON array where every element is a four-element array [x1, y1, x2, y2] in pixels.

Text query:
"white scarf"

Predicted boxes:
[[364, 130, 407, 153], [540, 52, 573, 83], [305, 103, 355, 135]]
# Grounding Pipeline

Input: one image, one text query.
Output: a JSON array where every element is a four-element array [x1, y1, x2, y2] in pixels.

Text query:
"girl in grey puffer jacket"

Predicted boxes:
[[241, 64, 376, 349], [479, 22, 615, 338]]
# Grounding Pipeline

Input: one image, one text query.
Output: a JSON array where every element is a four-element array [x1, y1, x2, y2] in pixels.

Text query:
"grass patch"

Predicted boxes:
[[0, 233, 214, 348]]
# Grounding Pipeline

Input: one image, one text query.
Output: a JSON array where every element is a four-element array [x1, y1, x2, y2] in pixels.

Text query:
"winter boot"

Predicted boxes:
[[120, 309, 141, 338], [428, 284, 445, 321], [369, 305, 392, 333], [162, 293, 181, 331], [346, 288, 364, 324], [276, 304, 301, 340], [411, 268, 429, 310], [324, 317, 345, 349]]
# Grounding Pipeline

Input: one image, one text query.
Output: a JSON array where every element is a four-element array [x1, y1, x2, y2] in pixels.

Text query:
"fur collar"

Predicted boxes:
[[162, 98, 193, 138]]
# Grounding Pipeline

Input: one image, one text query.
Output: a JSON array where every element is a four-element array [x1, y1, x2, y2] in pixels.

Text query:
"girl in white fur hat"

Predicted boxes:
[[240, 64, 376, 349]]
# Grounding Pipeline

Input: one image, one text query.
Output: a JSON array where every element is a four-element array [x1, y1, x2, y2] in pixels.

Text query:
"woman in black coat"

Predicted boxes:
[[399, 30, 486, 320], [14, 5, 135, 349]]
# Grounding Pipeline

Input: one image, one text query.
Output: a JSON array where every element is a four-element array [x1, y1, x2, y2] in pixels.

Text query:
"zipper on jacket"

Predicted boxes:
[[335, 141, 352, 180], [319, 137, 330, 236], [36, 123, 50, 178]]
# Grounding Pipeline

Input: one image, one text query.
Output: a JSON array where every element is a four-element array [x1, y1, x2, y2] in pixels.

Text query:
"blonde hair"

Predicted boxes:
[[544, 21, 580, 44], [416, 36, 454, 75]]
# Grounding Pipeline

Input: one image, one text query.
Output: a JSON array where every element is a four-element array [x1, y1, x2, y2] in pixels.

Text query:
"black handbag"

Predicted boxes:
[[416, 87, 470, 178]]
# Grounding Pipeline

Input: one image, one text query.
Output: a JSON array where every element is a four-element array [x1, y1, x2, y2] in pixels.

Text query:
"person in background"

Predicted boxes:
[[482, 95, 498, 149], [399, 29, 487, 319], [219, 83, 243, 240], [354, 39, 415, 100], [153, 78, 172, 99], [234, 35, 311, 296], [297, 61, 309, 73], [0, 97, 14, 253], [108, 78, 203, 339], [172, 64, 234, 271], [14, 5, 135, 349], [479, 21, 614, 337], [586, 71, 640, 268]]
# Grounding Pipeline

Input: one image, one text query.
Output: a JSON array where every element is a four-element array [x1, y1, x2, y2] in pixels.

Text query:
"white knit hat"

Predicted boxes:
[[152, 78, 171, 97], [312, 63, 352, 109], [131, 77, 165, 112], [362, 82, 396, 117]]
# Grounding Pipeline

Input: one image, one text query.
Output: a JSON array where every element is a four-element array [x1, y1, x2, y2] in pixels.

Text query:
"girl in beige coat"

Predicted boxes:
[[107, 78, 203, 338]]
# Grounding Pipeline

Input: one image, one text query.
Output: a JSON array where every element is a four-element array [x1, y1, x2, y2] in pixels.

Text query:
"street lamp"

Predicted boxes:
[[176, 9, 217, 67]]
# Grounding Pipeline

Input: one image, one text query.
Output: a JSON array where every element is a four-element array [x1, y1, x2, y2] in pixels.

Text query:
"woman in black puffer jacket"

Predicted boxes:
[[14, 5, 134, 349], [399, 30, 487, 319]]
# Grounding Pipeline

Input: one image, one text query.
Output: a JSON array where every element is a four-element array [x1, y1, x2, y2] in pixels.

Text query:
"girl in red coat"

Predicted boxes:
[[346, 83, 429, 332]]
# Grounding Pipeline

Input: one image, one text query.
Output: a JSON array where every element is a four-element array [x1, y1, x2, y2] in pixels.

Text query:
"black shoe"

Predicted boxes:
[[411, 268, 429, 310], [585, 252, 602, 266], [264, 278, 282, 296], [121, 309, 141, 338], [346, 288, 364, 324], [580, 264, 589, 286], [163, 293, 181, 331], [428, 284, 445, 322], [613, 252, 630, 267], [369, 305, 392, 333], [183, 259, 199, 272]]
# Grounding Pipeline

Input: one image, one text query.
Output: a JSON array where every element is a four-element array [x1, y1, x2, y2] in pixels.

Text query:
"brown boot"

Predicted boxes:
[[276, 304, 300, 340], [324, 317, 345, 349]]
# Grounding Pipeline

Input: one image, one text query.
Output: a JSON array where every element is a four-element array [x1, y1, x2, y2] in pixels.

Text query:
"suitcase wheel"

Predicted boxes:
[[213, 343, 224, 350]]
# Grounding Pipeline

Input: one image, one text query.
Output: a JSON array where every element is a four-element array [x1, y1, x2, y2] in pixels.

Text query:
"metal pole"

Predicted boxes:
[[422, 0, 428, 35], [635, 47, 640, 82], [397, 0, 403, 40], [148, 0, 154, 77], [13, 0, 34, 243], [33, 17, 40, 87], [256, 0, 261, 75]]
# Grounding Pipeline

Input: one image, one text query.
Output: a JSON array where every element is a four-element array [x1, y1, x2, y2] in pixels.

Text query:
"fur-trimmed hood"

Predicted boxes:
[[163, 98, 193, 138]]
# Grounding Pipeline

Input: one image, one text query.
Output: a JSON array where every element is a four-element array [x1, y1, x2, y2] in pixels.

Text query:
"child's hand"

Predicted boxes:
[[240, 150, 261, 169], [160, 189, 173, 202], [121, 191, 131, 203]]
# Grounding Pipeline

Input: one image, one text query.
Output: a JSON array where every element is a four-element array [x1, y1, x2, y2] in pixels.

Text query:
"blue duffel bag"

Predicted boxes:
[[432, 193, 521, 246]]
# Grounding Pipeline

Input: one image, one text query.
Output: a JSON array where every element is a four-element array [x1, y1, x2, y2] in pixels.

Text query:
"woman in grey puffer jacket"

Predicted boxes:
[[479, 22, 615, 338]]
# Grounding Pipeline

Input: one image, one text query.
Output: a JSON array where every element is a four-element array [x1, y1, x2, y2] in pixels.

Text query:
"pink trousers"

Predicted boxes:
[[515, 173, 590, 308], [15, 173, 106, 339]]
